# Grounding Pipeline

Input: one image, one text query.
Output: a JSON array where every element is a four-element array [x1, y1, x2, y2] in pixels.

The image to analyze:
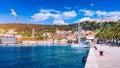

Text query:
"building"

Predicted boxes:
[[20, 28, 36, 45], [60, 39, 68, 45], [8, 29, 17, 34], [20, 38, 36, 45], [46, 32, 53, 38], [0, 34, 17, 44], [36, 39, 53, 45]]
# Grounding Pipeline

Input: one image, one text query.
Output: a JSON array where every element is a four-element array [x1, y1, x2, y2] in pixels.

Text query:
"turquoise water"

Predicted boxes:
[[0, 45, 89, 68]]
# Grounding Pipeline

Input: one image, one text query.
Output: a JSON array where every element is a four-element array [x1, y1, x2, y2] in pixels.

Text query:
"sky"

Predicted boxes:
[[0, 0, 120, 25]]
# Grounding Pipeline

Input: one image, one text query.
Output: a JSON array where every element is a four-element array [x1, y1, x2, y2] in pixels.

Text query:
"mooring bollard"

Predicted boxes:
[[99, 51, 103, 56]]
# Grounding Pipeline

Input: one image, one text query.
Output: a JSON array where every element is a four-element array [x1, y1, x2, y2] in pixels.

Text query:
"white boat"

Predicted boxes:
[[71, 43, 89, 48], [71, 22, 89, 48]]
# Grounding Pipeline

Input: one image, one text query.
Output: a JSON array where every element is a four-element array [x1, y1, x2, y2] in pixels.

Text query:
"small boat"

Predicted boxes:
[[71, 22, 89, 48], [71, 42, 89, 48]]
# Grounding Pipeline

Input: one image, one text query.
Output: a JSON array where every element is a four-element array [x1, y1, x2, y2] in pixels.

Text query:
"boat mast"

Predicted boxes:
[[78, 22, 82, 44]]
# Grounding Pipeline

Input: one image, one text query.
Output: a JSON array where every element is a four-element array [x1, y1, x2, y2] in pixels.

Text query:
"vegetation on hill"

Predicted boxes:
[[0, 23, 77, 33], [0, 23, 77, 39], [0, 21, 120, 42], [96, 22, 120, 42], [0, 22, 103, 33]]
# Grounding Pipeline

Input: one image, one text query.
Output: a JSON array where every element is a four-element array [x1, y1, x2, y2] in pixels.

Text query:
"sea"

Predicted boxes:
[[0, 45, 89, 68]]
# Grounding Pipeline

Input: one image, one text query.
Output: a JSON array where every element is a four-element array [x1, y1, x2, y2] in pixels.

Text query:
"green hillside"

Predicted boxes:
[[0, 23, 77, 33], [0, 21, 120, 41]]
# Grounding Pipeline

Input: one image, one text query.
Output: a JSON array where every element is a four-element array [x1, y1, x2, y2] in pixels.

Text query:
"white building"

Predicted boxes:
[[86, 36, 95, 40], [8, 29, 17, 34], [22, 40, 36, 45], [60, 39, 68, 45], [0, 34, 17, 44]]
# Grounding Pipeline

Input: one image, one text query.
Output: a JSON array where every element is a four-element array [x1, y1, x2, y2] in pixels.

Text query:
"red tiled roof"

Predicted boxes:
[[20, 38, 36, 41]]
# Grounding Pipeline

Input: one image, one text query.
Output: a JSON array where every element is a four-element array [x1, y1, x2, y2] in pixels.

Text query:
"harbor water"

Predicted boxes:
[[0, 45, 89, 68]]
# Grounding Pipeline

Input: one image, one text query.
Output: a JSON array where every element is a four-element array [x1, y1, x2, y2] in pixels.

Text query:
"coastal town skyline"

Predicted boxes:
[[0, 0, 120, 68], [0, 0, 120, 25]]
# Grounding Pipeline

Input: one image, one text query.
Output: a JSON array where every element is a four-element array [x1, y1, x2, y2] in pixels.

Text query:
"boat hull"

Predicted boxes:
[[71, 44, 89, 48]]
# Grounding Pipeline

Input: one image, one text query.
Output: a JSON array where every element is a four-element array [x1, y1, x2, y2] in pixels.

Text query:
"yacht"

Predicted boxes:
[[71, 22, 89, 48]]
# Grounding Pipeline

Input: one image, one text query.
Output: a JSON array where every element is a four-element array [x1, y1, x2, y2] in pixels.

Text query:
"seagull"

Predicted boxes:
[[11, 8, 18, 19]]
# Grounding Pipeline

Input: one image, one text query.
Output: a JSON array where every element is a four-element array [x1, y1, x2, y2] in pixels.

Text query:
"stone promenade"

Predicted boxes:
[[85, 44, 120, 68]]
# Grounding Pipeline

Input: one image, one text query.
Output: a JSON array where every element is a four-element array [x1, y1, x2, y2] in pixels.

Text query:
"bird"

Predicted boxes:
[[11, 8, 18, 19]]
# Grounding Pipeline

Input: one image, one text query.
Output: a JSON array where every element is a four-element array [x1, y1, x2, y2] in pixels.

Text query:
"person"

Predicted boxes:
[[94, 46, 97, 50], [117, 40, 120, 47]]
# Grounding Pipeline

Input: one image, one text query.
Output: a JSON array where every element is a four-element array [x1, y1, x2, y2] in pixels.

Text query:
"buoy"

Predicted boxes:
[[82, 56, 87, 62], [87, 50, 89, 54]]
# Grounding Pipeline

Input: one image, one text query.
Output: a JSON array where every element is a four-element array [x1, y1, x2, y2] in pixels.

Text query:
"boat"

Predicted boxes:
[[71, 22, 89, 48], [71, 42, 89, 48]]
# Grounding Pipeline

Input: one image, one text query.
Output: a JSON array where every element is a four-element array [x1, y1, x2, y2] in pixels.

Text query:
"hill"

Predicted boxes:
[[0, 23, 77, 33]]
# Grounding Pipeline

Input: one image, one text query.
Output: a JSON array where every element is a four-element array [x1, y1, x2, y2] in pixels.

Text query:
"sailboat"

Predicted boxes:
[[71, 22, 89, 48]]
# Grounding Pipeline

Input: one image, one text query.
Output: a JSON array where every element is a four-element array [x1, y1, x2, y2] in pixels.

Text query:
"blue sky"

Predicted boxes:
[[0, 0, 120, 25]]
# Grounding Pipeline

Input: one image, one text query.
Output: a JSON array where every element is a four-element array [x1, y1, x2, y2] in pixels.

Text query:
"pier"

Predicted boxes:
[[85, 44, 120, 68]]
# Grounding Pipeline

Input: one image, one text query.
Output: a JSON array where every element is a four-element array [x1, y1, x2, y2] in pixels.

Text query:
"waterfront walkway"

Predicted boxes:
[[85, 44, 120, 68]]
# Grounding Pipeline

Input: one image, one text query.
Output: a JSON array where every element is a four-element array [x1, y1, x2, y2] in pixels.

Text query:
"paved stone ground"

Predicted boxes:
[[85, 47, 98, 68], [85, 44, 120, 68]]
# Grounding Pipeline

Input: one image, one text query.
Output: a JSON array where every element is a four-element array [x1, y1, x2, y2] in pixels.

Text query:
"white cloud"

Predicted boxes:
[[101, 16, 119, 22], [95, 10, 120, 20], [105, 11, 120, 18], [63, 11, 77, 17], [31, 9, 77, 25], [80, 9, 120, 19], [31, 9, 61, 22], [53, 19, 68, 25], [95, 10, 107, 17], [79, 9, 94, 17], [91, 3, 94, 6], [77, 17, 93, 22], [40, 9, 61, 13], [51, 14, 61, 19], [79, 9, 120, 22], [31, 13, 52, 22]]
